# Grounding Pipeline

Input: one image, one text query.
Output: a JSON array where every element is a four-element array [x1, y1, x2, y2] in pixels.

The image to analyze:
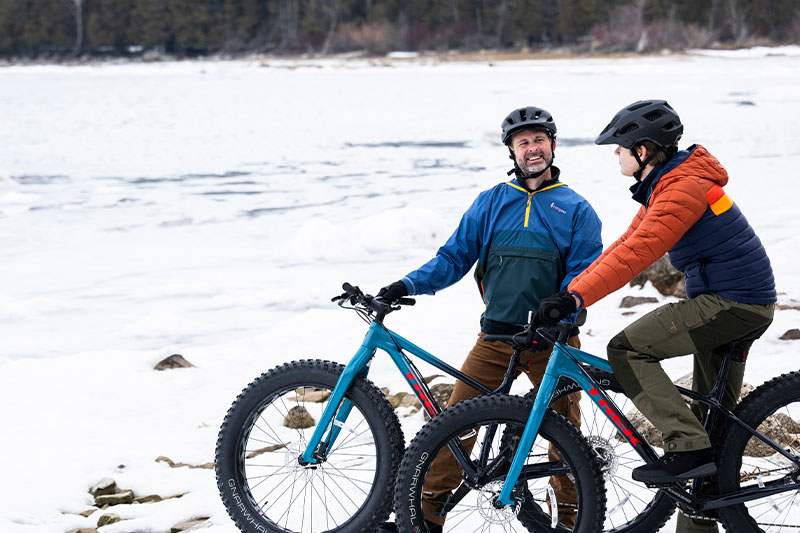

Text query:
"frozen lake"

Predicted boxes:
[[1, 48, 800, 532]]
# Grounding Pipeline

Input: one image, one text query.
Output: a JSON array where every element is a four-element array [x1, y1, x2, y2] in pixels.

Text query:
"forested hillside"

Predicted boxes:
[[1, 0, 798, 59]]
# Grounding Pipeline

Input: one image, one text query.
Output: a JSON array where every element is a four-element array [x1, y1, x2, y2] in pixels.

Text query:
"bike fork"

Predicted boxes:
[[495, 371, 557, 506], [299, 342, 377, 464]]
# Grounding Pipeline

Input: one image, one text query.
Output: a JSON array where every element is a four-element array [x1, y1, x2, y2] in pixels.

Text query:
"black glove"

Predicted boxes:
[[377, 281, 408, 302], [526, 326, 555, 352], [534, 290, 577, 325]]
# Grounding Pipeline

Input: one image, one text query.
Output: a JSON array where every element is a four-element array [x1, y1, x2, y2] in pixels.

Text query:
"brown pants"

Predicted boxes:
[[421, 332, 582, 527]]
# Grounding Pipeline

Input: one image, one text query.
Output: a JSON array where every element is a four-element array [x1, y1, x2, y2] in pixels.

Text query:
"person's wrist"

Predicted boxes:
[[568, 290, 583, 310]]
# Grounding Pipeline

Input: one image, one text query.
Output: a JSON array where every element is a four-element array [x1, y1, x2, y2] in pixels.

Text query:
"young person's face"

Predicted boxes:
[[511, 129, 553, 176], [615, 145, 641, 177]]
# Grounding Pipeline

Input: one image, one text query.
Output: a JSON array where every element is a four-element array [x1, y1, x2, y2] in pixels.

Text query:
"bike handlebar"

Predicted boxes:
[[333, 282, 416, 321]]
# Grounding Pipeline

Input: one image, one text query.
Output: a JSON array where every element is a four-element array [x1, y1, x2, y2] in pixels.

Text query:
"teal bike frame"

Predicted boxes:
[[494, 341, 655, 505], [488, 326, 800, 513], [299, 319, 497, 464]]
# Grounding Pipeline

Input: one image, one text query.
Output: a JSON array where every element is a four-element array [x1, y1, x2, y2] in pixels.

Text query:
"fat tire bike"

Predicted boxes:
[[217, 283, 591, 533], [395, 311, 800, 533]]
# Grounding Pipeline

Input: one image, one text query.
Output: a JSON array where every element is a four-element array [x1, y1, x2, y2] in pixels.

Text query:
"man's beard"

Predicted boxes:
[[517, 151, 553, 176]]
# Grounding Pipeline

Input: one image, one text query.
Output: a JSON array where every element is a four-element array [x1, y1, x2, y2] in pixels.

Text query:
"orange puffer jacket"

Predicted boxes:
[[569, 144, 775, 307]]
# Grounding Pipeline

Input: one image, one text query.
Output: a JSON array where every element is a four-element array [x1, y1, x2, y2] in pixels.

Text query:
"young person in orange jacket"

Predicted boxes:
[[536, 99, 775, 533]]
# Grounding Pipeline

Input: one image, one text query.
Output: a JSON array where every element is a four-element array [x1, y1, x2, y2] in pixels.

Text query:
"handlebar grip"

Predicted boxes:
[[397, 297, 416, 306], [342, 282, 359, 296]]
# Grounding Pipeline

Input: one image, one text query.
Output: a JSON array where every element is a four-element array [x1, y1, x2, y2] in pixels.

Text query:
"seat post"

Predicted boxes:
[[701, 342, 744, 436], [494, 348, 523, 394]]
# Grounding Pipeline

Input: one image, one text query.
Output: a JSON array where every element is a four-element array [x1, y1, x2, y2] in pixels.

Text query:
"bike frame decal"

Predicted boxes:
[[586, 385, 641, 447], [402, 370, 438, 417]]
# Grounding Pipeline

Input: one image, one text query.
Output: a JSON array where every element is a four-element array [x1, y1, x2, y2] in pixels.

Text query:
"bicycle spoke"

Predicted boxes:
[[319, 468, 375, 486], [311, 469, 340, 528]]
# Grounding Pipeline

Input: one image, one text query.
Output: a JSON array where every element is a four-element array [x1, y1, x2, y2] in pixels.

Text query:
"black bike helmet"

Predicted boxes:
[[595, 99, 683, 149], [501, 106, 557, 145]]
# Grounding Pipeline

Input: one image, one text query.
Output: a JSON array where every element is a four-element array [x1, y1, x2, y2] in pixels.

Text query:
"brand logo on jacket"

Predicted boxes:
[[550, 202, 566, 214]]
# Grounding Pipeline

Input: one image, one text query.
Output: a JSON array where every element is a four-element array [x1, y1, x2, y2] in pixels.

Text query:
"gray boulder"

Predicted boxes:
[[630, 255, 685, 298]]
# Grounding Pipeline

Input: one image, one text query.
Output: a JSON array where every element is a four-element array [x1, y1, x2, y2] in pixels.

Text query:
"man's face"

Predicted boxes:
[[510, 129, 553, 176]]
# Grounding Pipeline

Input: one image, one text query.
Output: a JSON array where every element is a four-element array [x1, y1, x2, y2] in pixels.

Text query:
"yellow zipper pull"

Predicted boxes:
[[524, 194, 532, 228]]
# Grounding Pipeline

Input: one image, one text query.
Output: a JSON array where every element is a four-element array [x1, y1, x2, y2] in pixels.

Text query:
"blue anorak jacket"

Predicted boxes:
[[402, 167, 603, 329]]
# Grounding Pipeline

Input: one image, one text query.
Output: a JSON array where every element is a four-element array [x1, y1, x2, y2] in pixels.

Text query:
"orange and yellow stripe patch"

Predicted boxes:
[[707, 185, 733, 215]]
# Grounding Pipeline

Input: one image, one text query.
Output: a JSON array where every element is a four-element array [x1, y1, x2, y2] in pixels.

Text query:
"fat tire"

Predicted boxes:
[[394, 394, 606, 533], [215, 359, 404, 533], [716, 370, 800, 533]]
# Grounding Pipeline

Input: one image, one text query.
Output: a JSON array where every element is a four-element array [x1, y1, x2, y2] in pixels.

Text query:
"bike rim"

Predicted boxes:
[[736, 398, 800, 531], [429, 420, 583, 532], [236, 384, 379, 532]]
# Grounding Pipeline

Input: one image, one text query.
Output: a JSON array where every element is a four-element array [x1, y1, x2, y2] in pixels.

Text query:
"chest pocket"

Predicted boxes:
[[482, 247, 563, 324]]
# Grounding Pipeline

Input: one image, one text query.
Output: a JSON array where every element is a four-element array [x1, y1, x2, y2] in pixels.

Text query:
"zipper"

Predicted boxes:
[[504, 181, 567, 228], [524, 194, 532, 227]]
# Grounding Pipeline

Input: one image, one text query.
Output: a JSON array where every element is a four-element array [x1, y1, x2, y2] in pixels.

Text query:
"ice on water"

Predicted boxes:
[[1, 48, 800, 532]]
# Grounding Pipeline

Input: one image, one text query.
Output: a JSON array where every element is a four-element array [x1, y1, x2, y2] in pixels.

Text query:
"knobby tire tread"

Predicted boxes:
[[394, 394, 606, 533], [215, 359, 404, 533]]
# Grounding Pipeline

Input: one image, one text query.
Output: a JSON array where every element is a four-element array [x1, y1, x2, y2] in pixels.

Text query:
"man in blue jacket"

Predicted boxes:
[[377, 106, 603, 531]]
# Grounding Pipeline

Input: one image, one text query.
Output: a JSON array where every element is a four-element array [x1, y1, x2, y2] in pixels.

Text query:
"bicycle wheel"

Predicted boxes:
[[215, 359, 405, 533], [529, 372, 676, 533], [394, 394, 606, 533], [716, 370, 800, 532]]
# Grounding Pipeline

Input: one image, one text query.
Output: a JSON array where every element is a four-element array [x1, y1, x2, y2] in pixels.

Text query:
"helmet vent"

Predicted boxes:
[[617, 123, 640, 136], [501, 106, 557, 144], [629, 102, 650, 111], [644, 110, 666, 122]]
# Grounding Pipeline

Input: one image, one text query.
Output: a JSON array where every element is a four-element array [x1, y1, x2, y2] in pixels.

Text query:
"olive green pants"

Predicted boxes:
[[607, 292, 773, 533]]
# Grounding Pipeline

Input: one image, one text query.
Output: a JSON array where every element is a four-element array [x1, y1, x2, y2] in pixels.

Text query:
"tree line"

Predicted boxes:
[[1, 0, 798, 59]]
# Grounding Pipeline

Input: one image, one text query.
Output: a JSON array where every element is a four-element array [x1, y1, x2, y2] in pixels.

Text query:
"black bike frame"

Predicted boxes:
[[559, 341, 800, 515]]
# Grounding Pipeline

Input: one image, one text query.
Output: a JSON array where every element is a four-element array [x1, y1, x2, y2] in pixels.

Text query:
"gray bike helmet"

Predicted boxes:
[[595, 99, 683, 148], [501, 106, 557, 145]]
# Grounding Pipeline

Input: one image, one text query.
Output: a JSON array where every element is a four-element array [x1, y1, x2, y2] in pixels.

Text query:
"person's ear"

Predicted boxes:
[[637, 144, 647, 160]]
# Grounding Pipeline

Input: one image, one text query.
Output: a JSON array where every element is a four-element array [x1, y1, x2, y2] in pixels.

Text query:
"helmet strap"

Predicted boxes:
[[631, 146, 656, 181]]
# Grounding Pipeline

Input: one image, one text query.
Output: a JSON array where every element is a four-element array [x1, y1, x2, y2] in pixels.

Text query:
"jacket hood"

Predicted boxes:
[[632, 145, 728, 207], [668, 144, 729, 187]]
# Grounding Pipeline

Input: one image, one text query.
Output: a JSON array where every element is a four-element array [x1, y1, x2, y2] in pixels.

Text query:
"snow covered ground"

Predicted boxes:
[[1, 46, 799, 532]]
